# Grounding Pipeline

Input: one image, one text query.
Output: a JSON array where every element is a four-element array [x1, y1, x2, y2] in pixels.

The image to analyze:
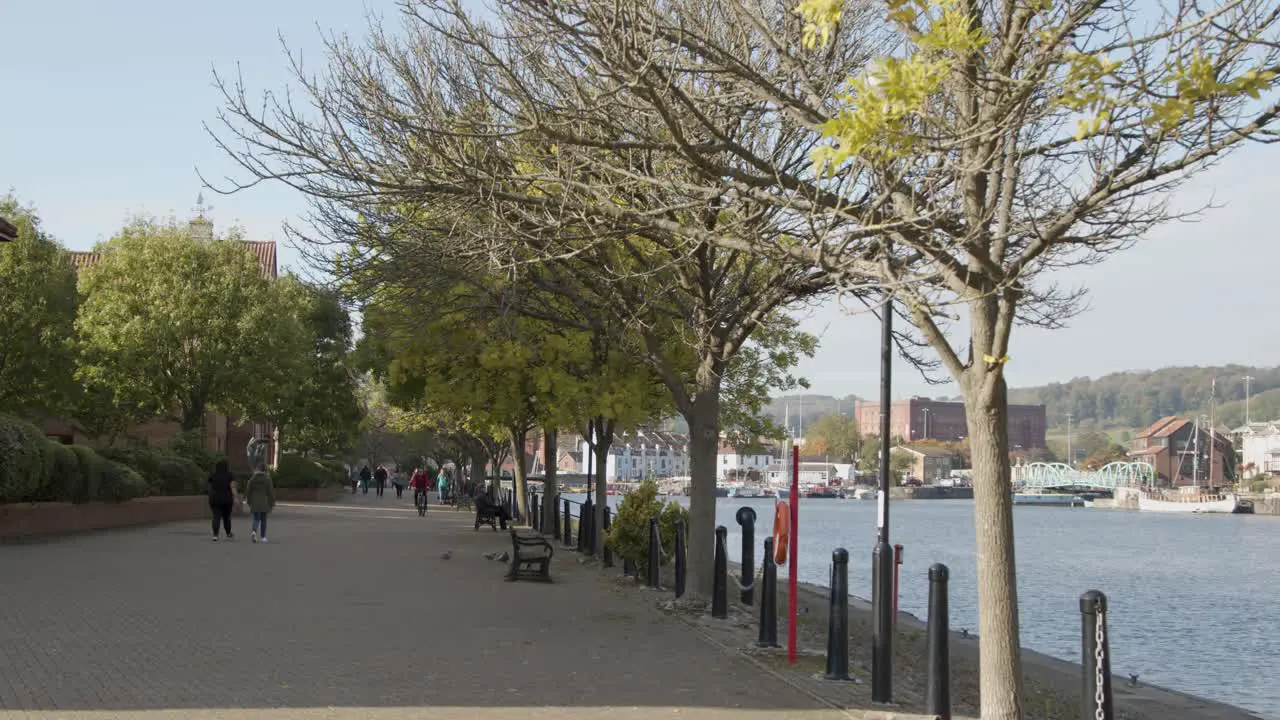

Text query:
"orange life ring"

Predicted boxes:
[[772, 501, 790, 565]]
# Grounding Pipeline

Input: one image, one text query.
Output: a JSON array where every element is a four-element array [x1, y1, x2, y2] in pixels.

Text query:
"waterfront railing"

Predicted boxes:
[[522, 489, 1117, 720]]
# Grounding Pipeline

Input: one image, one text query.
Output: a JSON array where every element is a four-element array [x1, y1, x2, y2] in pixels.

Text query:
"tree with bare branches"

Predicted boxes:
[[449, 0, 1280, 716], [208, 0, 833, 599]]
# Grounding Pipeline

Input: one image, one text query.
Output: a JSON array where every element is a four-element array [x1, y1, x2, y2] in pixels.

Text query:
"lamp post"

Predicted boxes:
[[922, 408, 930, 440], [1244, 375, 1255, 425], [1066, 413, 1073, 467], [872, 292, 895, 703]]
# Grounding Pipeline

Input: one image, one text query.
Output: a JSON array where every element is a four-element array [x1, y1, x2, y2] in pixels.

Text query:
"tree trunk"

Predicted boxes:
[[470, 446, 490, 500], [510, 426, 530, 522], [593, 416, 614, 556], [181, 397, 205, 433], [542, 427, 558, 533], [963, 372, 1025, 720], [684, 379, 721, 600]]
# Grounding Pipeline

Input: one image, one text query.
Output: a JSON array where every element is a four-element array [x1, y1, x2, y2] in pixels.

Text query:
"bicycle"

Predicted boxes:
[[415, 489, 429, 516]]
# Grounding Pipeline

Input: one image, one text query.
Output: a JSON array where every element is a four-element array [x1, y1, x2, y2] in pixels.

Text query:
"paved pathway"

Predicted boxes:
[[0, 493, 852, 720]]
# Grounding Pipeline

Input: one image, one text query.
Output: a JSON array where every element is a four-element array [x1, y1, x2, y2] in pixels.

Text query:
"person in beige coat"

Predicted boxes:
[[244, 471, 277, 543]]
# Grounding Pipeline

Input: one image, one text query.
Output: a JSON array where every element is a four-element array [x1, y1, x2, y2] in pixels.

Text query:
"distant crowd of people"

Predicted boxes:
[[348, 462, 511, 527], [201, 456, 509, 543]]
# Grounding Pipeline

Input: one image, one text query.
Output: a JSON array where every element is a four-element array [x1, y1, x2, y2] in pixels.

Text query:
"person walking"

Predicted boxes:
[[244, 468, 277, 543], [360, 465, 372, 495], [436, 470, 449, 505], [208, 460, 235, 541], [374, 465, 388, 497]]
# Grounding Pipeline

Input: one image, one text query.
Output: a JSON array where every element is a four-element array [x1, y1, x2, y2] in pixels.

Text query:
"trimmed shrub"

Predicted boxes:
[[0, 415, 54, 503], [96, 447, 208, 497], [156, 455, 204, 496], [97, 461, 149, 502], [42, 441, 82, 502], [272, 454, 343, 489], [69, 444, 103, 502], [97, 447, 163, 493], [606, 479, 690, 573]]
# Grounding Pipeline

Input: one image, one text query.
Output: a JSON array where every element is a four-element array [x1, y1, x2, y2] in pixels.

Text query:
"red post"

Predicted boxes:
[[788, 444, 800, 665], [893, 543, 903, 626]]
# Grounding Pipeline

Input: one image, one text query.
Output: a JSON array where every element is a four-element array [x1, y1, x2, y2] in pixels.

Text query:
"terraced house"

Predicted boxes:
[[40, 211, 279, 474]]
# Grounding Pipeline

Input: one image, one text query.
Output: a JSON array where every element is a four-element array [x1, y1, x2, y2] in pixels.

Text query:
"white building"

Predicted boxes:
[[1233, 421, 1280, 475], [577, 429, 690, 481], [764, 462, 838, 486], [716, 440, 779, 480]]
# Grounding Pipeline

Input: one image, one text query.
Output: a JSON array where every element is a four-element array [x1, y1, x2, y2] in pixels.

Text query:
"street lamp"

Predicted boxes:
[[1066, 413, 1073, 467], [872, 291, 894, 703]]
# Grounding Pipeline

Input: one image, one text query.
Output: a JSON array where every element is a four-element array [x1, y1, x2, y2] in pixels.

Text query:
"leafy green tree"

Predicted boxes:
[[0, 196, 78, 415], [273, 279, 362, 456], [805, 414, 860, 462], [76, 218, 307, 432]]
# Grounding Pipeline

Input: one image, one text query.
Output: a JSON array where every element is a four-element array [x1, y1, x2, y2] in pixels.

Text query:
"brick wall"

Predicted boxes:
[[0, 496, 209, 540]]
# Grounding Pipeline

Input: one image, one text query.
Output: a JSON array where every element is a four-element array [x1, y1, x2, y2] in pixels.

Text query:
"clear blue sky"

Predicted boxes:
[[4, 1, 1279, 406]]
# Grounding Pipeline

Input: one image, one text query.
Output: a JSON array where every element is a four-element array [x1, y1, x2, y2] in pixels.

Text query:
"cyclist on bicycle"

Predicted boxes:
[[410, 468, 430, 511]]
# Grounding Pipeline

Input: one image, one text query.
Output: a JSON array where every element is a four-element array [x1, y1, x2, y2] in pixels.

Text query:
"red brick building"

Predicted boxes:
[[854, 397, 1047, 449], [1128, 416, 1234, 487], [39, 214, 279, 473]]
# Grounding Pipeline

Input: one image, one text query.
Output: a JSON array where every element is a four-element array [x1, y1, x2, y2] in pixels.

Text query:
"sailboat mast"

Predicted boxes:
[[1191, 418, 1200, 488], [1209, 379, 1216, 488]]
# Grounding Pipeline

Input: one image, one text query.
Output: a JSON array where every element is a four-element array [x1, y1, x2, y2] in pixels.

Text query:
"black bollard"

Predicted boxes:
[[576, 502, 586, 553], [712, 526, 729, 619], [1080, 590, 1114, 720], [563, 499, 572, 546], [927, 564, 951, 719], [531, 492, 539, 531], [736, 506, 757, 605], [553, 494, 560, 538], [602, 507, 614, 567], [825, 548, 851, 680], [758, 537, 779, 648], [582, 497, 595, 555], [646, 518, 661, 589], [674, 517, 687, 598]]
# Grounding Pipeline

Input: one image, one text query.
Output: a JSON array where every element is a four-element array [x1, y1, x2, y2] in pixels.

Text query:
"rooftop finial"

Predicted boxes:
[[189, 192, 214, 242]]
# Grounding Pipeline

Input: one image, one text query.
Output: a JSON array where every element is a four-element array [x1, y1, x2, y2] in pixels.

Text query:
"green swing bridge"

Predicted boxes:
[[1012, 461, 1157, 491]]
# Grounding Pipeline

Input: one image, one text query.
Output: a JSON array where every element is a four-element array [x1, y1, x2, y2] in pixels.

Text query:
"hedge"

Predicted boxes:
[[98, 447, 204, 497], [272, 454, 345, 489], [0, 416, 55, 503], [0, 414, 207, 505]]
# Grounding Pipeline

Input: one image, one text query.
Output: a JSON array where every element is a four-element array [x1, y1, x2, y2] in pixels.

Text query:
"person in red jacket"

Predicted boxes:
[[410, 468, 430, 512]]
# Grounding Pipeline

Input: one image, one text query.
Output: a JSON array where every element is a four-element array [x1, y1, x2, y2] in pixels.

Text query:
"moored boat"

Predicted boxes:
[[1137, 490, 1240, 514]]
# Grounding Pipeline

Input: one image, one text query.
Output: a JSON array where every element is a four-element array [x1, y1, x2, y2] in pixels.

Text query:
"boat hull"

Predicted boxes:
[[1137, 492, 1240, 514]]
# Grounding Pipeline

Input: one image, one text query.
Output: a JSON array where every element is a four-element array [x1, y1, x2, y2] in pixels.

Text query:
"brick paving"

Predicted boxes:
[[0, 493, 854, 720]]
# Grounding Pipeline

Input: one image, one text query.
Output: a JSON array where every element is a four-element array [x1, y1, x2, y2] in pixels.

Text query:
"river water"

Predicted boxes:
[[561, 494, 1279, 718]]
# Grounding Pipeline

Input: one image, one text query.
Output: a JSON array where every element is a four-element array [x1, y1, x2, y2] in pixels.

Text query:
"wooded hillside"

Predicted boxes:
[[1006, 365, 1280, 429], [764, 365, 1280, 433]]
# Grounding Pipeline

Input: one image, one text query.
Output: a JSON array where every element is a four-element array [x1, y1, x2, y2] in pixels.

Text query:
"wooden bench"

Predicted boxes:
[[505, 530, 554, 582], [474, 503, 500, 531], [455, 493, 475, 512]]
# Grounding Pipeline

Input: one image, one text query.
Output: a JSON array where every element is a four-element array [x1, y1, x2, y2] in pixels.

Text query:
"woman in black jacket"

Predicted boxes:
[[208, 460, 235, 541]]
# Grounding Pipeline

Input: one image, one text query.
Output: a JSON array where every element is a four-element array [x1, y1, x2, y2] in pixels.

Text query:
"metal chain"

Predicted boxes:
[[730, 569, 762, 592], [1094, 603, 1107, 720]]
